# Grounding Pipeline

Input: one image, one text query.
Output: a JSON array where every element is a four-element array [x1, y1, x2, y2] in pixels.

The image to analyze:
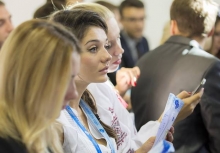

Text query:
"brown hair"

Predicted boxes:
[[69, 2, 114, 21], [0, 1, 5, 6], [119, 0, 144, 18], [50, 8, 116, 139], [50, 9, 107, 41], [82, 90, 116, 138], [170, 0, 218, 38], [95, 1, 118, 12], [33, 1, 64, 19]]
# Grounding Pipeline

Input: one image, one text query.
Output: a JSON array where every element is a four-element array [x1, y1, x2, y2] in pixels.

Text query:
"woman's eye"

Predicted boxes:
[[105, 44, 112, 50], [88, 47, 98, 53]]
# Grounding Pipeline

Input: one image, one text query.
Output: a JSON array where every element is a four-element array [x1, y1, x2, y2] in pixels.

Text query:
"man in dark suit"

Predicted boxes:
[[108, 0, 149, 85], [131, 0, 220, 152], [119, 0, 149, 68]]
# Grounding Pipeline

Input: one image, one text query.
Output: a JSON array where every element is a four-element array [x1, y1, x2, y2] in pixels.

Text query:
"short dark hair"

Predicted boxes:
[[119, 0, 144, 17], [50, 9, 108, 41], [0, 1, 5, 6], [95, 1, 118, 12], [33, 1, 64, 19], [170, 0, 218, 38]]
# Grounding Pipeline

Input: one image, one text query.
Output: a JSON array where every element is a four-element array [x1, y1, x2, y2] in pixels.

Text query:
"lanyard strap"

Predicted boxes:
[[79, 99, 116, 153], [65, 105, 102, 153]]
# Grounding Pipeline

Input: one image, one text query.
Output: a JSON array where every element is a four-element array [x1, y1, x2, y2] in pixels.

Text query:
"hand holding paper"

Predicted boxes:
[[154, 93, 184, 147]]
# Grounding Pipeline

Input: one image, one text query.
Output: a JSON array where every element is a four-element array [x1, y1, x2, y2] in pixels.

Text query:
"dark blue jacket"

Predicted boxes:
[[120, 33, 149, 68]]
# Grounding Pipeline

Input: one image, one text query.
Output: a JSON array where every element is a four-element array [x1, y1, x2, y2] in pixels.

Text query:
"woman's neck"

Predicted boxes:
[[69, 78, 89, 111]]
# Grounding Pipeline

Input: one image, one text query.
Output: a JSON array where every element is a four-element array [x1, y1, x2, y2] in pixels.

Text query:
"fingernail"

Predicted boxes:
[[133, 77, 137, 82], [133, 82, 137, 87], [188, 92, 192, 95]]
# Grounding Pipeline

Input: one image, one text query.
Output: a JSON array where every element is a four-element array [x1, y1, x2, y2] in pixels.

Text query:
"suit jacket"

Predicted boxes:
[[120, 33, 149, 68], [131, 35, 220, 153]]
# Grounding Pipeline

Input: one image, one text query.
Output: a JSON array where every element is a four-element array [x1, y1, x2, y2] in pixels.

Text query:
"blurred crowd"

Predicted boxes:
[[0, 0, 220, 153]]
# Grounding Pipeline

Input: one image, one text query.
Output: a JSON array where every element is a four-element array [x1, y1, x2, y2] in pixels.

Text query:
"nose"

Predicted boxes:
[[114, 42, 124, 56], [65, 81, 78, 102], [101, 47, 112, 63], [135, 19, 144, 30]]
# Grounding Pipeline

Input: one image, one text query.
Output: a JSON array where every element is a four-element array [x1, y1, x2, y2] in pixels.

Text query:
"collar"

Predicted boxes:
[[121, 30, 140, 44], [165, 35, 203, 49]]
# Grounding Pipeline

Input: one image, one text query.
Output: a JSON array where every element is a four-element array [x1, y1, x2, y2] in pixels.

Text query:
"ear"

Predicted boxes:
[[207, 27, 215, 37], [170, 20, 179, 35]]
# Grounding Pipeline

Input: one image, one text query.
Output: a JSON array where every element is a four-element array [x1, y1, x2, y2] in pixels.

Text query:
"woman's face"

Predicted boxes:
[[107, 18, 124, 73], [212, 21, 220, 55], [78, 26, 112, 83], [63, 51, 80, 109]]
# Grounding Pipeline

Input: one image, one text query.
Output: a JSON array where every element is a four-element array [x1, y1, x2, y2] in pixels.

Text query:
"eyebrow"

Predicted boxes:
[[84, 38, 108, 45], [0, 15, 12, 22]]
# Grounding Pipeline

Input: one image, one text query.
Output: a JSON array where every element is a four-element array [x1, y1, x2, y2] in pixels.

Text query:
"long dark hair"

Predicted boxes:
[[50, 9, 108, 41], [50, 9, 116, 139]]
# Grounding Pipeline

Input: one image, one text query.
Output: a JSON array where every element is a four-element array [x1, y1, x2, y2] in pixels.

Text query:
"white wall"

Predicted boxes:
[[5, 0, 220, 49]]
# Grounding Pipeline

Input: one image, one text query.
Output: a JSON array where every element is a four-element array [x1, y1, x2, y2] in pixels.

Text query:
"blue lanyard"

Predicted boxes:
[[65, 105, 102, 153], [79, 99, 115, 153]]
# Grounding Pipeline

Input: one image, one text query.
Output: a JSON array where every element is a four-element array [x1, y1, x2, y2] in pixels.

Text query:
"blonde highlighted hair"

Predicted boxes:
[[68, 2, 114, 21], [0, 19, 81, 153]]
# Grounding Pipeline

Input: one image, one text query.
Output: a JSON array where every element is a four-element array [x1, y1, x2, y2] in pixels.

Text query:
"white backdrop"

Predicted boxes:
[[4, 0, 220, 49]]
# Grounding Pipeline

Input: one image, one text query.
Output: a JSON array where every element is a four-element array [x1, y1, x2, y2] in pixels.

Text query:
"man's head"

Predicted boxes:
[[33, 1, 64, 19], [119, 0, 145, 39], [170, 0, 218, 39], [0, 1, 13, 48]]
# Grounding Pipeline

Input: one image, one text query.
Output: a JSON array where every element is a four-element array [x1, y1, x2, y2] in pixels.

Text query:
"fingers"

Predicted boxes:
[[116, 68, 130, 82], [118, 67, 140, 86], [185, 88, 204, 106], [166, 126, 174, 142], [198, 88, 204, 98], [169, 126, 174, 135], [130, 67, 140, 86], [147, 136, 156, 144], [133, 66, 141, 77], [177, 91, 191, 99], [166, 131, 174, 143], [127, 70, 136, 86], [138, 137, 155, 153]]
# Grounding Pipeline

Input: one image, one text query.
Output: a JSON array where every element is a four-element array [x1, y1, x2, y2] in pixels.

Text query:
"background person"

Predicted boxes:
[[131, 0, 220, 152], [0, 1, 13, 49]]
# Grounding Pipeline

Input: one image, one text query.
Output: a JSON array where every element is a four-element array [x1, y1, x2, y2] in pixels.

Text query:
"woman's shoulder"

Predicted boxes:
[[88, 82, 116, 97], [0, 137, 27, 153]]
